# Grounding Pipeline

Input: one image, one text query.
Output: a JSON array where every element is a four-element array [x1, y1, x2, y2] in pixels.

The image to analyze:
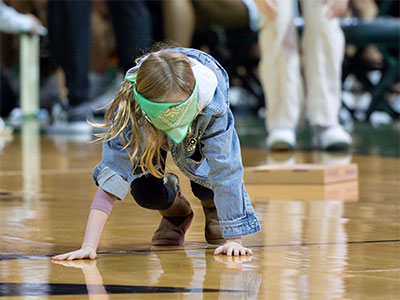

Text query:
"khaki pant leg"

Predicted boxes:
[[258, 0, 302, 131], [301, 0, 344, 127]]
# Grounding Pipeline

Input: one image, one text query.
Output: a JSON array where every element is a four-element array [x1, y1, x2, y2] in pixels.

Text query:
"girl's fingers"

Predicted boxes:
[[52, 249, 90, 261], [52, 252, 71, 261], [67, 250, 89, 261], [214, 246, 224, 255], [214, 244, 254, 256], [67, 253, 77, 261]]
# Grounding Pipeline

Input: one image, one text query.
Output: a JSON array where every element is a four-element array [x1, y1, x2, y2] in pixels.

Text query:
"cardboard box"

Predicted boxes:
[[244, 164, 358, 185]]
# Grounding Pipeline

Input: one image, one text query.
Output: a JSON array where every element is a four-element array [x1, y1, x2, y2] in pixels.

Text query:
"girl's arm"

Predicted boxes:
[[52, 189, 117, 261], [51, 209, 108, 261], [214, 238, 253, 256]]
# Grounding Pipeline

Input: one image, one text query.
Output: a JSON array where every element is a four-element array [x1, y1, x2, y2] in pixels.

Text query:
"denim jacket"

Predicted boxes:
[[93, 48, 261, 238]]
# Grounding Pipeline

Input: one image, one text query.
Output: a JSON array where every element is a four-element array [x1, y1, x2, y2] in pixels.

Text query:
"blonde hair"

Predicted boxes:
[[92, 50, 195, 178]]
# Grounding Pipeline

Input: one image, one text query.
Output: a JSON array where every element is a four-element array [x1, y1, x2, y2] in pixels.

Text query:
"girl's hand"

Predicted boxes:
[[51, 246, 97, 261], [213, 238, 253, 256]]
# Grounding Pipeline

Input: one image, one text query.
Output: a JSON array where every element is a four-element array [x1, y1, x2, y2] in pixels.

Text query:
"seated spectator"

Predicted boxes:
[[162, 0, 259, 48]]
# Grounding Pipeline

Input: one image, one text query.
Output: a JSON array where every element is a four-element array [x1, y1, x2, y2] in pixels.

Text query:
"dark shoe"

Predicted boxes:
[[151, 174, 194, 246], [201, 201, 225, 245]]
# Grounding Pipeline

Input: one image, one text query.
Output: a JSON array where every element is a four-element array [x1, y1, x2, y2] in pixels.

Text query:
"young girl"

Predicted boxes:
[[52, 46, 261, 260]]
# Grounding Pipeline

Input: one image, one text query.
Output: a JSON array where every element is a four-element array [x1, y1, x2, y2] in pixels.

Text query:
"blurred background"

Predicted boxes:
[[0, 0, 399, 156], [0, 2, 399, 298]]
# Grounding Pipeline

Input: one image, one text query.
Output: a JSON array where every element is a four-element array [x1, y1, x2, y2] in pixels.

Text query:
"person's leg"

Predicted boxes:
[[48, 0, 91, 106], [190, 180, 213, 205], [258, 0, 301, 149], [130, 151, 193, 246], [130, 150, 172, 209], [301, 0, 352, 150], [90, 2, 115, 75], [349, 0, 382, 69], [106, 0, 152, 73], [130, 173, 175, 210], [350, 0, 378, 19], [190, 181, 224, 244], [301, 0, 343, 127], [0, 73, 17, 118], [193, 0, 249, 30], [162, 0, 196, 47]]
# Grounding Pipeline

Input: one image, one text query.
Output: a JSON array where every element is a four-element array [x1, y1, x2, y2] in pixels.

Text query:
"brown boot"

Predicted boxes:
[[201, 201, 225, 245], [152, 174, 194, 246]]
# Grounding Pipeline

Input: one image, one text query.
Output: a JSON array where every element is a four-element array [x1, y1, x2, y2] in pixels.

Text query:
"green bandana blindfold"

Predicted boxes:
[[125, 72, 199, 144]]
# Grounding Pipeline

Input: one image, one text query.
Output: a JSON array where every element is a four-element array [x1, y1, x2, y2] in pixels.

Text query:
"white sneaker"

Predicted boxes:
[[313, 125, 352, 151], [266, 128, 296, 151]]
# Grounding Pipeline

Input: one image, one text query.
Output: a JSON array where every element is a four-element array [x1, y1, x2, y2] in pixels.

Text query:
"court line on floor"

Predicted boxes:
[[1, 239, 399, 261], [0, 282, 246, 297]]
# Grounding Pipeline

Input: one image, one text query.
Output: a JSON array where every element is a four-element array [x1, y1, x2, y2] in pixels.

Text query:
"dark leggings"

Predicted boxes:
[[48, 0, 152, 105], [130, 151, 214, 210], [48, 0, 92, 105]]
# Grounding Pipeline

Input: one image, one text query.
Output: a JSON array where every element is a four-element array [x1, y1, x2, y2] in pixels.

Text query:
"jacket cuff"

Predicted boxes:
[[219, 214, 261, 239], [96, 167, 130, 200]]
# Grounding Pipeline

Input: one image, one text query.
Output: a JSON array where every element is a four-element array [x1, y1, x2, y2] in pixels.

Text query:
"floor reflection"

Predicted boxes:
[[46, 251, 259, 299], [255, 199, 348, 299], [266, 151, 353, 166], [22, 120, 41, 201]]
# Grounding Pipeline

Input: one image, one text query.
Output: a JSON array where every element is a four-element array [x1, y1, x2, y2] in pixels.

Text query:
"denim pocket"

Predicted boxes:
[[185, 157, 208, 178]]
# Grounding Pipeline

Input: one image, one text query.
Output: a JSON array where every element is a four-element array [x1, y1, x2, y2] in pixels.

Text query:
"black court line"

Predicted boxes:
[[250, 239, 400, 248], [1, 239, 399, 261], [0, 283, 245, 297]]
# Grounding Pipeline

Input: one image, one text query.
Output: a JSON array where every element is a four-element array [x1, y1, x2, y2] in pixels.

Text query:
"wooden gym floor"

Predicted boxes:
[[0, 120, 399, 299]]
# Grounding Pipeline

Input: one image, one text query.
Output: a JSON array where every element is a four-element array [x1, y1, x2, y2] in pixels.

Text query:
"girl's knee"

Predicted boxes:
[[131, 190, 171, 210], [130, 176, 174, 210]]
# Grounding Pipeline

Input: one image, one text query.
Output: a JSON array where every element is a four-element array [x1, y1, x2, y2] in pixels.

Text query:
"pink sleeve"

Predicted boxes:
[[90, 187, 116, 215]]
